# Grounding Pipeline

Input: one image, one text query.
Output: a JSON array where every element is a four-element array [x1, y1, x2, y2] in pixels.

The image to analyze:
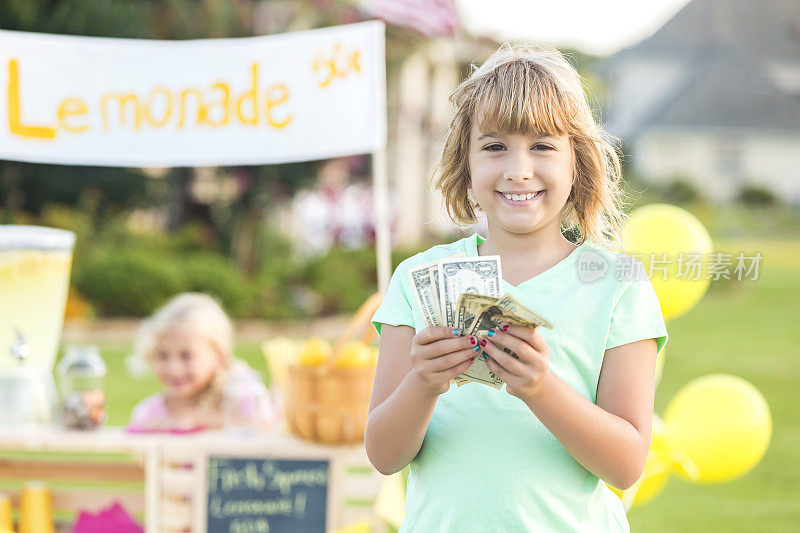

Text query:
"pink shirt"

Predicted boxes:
[[127, 361, 279, 433]]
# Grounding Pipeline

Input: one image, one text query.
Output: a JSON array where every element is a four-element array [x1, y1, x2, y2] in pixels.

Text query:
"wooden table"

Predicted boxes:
[[0, 425, 386, 532]]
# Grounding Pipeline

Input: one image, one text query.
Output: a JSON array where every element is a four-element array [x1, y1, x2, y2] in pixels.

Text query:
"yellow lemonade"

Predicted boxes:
[[0, 226, 75, 373]]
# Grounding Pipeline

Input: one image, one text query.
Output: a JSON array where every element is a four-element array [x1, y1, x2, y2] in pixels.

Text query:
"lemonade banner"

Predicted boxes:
[[0, 21, 386, 167]]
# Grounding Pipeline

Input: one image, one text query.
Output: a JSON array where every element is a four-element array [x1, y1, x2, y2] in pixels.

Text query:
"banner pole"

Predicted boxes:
[[373, 148, 391, 294]]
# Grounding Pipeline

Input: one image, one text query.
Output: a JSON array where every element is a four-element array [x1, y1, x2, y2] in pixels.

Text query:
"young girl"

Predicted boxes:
[[366, 43, 668, 532], [127, 293, 278, 433]]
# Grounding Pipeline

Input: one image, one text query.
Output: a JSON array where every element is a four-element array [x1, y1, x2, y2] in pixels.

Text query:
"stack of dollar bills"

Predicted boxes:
[[408, 254, 554, 389]]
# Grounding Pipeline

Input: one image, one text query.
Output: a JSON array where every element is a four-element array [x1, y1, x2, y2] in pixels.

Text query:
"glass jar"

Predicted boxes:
[[56, 345, 106, 430]]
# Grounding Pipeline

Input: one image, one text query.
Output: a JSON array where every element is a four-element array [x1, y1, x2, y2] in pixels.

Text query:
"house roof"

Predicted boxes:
[[617, 0, 800, 61], [596, 0, 800, 136], [635, 45, 800, 133]]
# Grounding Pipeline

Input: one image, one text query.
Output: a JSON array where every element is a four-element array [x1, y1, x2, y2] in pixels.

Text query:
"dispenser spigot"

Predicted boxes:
[[10, 327, 31, 362]]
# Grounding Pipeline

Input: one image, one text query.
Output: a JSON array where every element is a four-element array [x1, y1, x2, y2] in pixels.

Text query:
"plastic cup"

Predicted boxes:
[[0, 493, 13, 532], [18, 481, 54, 533]]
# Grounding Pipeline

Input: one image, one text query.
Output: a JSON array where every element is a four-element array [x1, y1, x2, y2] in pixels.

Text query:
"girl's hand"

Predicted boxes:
[[482, 325, 550, 402], [410, 327, 479, 397]]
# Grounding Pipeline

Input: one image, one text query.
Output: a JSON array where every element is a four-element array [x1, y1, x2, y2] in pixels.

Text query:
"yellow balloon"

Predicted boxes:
[[651, 413, 669, 451], [622, 204, 713, 320], [664, 374, 771, 483], [629, 414, 671, 507]]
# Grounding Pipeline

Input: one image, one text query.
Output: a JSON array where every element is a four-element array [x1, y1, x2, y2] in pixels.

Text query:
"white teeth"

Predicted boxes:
[[502, 191, 540, 201]]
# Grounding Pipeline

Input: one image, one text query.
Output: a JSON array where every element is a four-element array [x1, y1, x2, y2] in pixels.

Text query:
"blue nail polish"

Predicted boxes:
[[473, 345, 481, 352], [483, 352, 488, 360], [453, 328, 460, 336], [487, 330, 496, 337]]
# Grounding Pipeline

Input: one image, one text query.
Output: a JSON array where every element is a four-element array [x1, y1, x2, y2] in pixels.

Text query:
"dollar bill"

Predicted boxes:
[[437, 256, 503, 328], [408, 265, 439, 327], [455, 292, 499, 335], [457, 350, 505, 388], [453, 293, 505, 388], [449, 293, 495, 387], [428, 263, 443, 327], [428, 253, 467, 327], [450, 293, 555, 388], [437, 258, 503, 388], [466, 294, 554, 338], [408, 254, 555, 390], [407, 253, 465, 328], [466, 294, 554, 365]]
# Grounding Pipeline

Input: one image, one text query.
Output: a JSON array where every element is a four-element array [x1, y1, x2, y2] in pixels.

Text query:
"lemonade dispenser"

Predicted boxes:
[[0, 225, 76, 425]]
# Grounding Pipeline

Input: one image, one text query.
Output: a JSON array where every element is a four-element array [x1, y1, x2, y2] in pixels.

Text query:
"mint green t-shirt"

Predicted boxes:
[[370, 233, 668, 533]]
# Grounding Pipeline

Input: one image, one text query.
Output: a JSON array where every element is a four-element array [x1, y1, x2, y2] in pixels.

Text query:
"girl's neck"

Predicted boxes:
[[477, 226, 579, 286], [478, 227, 574, 264]]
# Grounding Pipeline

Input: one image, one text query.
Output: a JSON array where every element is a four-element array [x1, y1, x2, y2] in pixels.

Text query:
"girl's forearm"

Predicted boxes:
[[364, 370, 438, 475], [523, 370, 649, 490]]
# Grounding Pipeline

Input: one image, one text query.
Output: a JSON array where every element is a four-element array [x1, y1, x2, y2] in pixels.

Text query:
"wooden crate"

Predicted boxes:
[[0, 427, 159, 532], [0, 427, 389, 533]]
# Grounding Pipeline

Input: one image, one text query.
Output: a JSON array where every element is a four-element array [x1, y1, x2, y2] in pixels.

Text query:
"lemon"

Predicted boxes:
[[334, 341, 375, 369], [298, 337, 332, 367]]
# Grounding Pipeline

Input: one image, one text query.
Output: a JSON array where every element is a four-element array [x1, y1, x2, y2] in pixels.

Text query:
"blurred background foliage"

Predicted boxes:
[[2, 0, 797, 321], [0, 0, 447, 321]]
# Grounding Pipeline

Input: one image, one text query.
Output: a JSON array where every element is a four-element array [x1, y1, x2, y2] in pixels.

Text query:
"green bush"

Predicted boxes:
[[305, 247, 378, 315], [302, 245, 426, 316], [67, 217, 447, 319], [248, 228, 309, 320], [73, 245, 257, 317], [736, 184, 777, 208], [249, 280, 308, 321], [661, 177, 704, 205], [38, 204, 96, 260], [96, 220, 216, 255], [164, 222, 219, 252], [73, 247, 186, 316], [38, 204, 94, 242], [182, 252, 253, 317], [251, 258, 307, 320]]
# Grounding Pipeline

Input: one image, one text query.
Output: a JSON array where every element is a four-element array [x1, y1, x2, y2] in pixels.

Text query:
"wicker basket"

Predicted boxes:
[[285, 364, 376, 444], [283, 293, 382, 445]]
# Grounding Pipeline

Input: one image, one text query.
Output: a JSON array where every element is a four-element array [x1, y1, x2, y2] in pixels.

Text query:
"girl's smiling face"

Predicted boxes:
[[468, 120, 574, 238], [152, 330, 224, 402]]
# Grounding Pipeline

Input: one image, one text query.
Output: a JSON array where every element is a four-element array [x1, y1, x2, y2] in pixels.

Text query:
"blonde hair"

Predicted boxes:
[[432, 42, 630, 249], [132, 292, 233, 409]]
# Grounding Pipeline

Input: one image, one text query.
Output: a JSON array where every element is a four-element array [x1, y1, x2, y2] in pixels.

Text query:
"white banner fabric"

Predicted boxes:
[[0, 21, 386, 167]]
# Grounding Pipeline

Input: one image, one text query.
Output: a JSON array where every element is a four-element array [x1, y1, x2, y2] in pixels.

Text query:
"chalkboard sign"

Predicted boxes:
[[207, 456, 329, 533]]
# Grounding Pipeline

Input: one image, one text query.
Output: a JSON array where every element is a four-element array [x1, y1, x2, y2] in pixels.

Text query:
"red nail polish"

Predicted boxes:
[[502, 325, 510, 332], [469, 356, 475, 362], [479, 339, 487, 347], [469, 336, 477, 345]]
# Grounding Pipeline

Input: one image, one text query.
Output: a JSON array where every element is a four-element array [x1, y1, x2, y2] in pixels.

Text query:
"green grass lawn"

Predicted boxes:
[[626, 238, 800, 532], [52, 236, 800, 532]]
